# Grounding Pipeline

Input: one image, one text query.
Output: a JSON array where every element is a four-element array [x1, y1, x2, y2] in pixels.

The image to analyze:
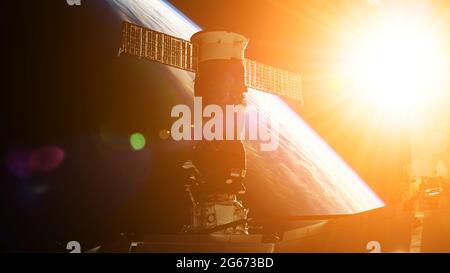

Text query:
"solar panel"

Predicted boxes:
[[244, 59, 303, 103], [119, 21, 198, 72]]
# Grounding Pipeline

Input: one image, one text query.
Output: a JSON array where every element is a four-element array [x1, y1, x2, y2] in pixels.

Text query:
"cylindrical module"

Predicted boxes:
[[191, 30, 248, 105], [191, 30, 248, 63], [187, 30, 250, 234], [190, 30, 249, 189]]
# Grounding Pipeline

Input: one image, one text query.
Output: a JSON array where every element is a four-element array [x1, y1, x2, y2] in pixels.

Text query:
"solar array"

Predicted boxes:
[[119, 21, 302, 102], [119, 21, 197, 72]]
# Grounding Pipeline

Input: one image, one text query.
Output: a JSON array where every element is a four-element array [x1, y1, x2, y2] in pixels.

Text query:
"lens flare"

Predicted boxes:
[[6, 146, 65, 178], [130, 133, 146, 151]]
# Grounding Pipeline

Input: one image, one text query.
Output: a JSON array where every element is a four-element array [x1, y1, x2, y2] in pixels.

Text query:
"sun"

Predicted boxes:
[[339, 13, 447, 122]]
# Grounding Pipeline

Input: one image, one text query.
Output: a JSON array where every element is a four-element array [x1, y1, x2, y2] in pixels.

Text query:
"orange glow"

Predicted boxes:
[[339, 7, 449, 123]]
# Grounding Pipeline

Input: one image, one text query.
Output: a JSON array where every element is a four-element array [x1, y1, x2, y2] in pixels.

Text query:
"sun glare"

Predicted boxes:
[[340, 12, 448, 122]]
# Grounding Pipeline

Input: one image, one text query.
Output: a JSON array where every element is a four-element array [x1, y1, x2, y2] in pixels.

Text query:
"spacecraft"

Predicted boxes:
[[107, 21, 450, 253], [118, 21, 303, 237], [118, 21, 303, 103]]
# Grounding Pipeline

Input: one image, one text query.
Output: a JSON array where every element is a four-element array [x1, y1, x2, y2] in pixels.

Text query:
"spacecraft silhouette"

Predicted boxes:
[[118, 21, 303, 236], [113, 21, 449, 253]]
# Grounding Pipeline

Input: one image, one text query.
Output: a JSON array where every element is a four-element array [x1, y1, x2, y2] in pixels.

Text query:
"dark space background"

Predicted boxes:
[[0, 0, 411, 251], [1, 0, 195, 251]]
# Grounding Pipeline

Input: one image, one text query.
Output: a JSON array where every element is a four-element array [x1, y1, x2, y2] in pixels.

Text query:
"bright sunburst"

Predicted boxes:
[[340, 7, 448, 122]]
